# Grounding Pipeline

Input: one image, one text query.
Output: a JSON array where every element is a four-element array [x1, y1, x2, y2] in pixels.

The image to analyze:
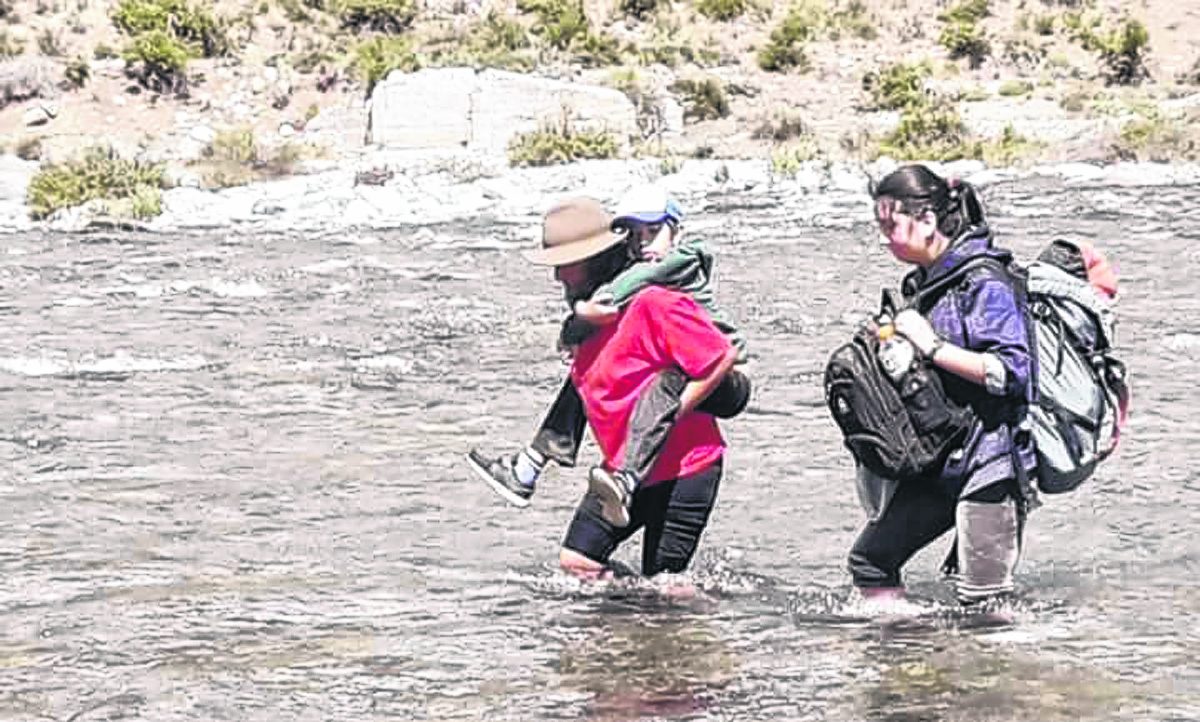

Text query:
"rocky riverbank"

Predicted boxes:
[[2, 0, 1200, 230], [4, 147, 1200, 235]]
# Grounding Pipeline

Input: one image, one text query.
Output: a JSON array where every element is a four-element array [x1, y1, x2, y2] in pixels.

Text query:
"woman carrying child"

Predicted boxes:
[[851, 164, 1037, 606], [491, 195, 740, 579], [468, 185, 750, 529]]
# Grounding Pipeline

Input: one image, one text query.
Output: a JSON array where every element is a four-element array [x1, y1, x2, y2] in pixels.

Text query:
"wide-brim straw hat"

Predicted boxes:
[[522, 196, 623, 266]]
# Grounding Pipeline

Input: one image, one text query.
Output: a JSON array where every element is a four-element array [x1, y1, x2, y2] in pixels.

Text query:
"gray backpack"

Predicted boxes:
[[1023, 258, 1126, 493], [938, 244, 1128, 494]]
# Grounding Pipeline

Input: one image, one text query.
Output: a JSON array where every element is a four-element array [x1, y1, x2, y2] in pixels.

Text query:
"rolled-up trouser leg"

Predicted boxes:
[[955, 497, 1021, 604], [621, 368, 689, 482], [697, 369, 751, 419], [530, 379, 588, 467]]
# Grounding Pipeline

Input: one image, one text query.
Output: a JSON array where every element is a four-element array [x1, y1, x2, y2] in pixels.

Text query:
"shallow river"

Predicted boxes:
[[1, 176, 1198, 721]]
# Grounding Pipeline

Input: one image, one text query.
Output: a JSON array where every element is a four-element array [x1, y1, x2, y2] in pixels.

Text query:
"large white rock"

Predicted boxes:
[[469, 69, 637, 152], [368, 68, 638, 155], [369, 67, 476, 149]]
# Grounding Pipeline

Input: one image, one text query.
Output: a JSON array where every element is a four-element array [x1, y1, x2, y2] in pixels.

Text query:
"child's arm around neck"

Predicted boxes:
[[595, 240, 713, 308]]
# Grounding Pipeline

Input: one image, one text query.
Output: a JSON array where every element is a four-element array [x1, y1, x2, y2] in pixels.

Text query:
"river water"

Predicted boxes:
[[1, 176, 1198, 721]]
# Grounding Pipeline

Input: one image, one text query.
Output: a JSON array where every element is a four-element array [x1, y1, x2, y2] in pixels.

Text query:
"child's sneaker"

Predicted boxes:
[[466, 450, 534, 508], [588, 467, 636, 527]]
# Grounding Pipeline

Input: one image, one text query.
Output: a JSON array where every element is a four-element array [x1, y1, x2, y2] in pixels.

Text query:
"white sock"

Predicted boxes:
[[513, 448, 545, 488]]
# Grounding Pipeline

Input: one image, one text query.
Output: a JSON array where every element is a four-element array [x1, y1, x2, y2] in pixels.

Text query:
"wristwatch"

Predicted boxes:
[[927, 337, 945, 360]]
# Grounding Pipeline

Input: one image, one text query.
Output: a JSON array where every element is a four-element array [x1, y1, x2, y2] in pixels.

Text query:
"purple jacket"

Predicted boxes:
[[901, 227, 1037, 499]]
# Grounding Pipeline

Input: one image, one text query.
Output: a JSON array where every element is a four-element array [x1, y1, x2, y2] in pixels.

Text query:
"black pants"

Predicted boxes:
[[847, 479, 1016, 589], [562, 461, 723, 576], [530, 369, 751, 475]]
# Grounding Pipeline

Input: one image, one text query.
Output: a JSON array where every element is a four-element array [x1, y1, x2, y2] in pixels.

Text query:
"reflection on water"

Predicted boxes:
[[554, 611, 737, 721], [0, 177, 1198, 720]]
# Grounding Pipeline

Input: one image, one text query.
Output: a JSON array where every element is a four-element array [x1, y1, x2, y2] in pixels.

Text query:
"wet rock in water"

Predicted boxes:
[[354, 167, 394, 186]]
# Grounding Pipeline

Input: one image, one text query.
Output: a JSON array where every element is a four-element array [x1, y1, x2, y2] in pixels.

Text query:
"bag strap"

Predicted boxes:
[[911, 256, 1012, 312]]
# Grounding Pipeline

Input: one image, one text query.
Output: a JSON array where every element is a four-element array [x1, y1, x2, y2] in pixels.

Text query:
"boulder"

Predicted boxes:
[[469, 69, 637, 152], [369, 67, 475, 149], [368, 68, 638, 154]]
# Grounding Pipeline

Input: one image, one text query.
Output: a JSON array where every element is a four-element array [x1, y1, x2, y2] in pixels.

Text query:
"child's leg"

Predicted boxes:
[[467, 378, 586, 507], [530, 378, 588, 468], [620, 368, 689, 482], [624, 368, 751, 480], [590, 368, 747, 527], [587, 368, 685, 527]]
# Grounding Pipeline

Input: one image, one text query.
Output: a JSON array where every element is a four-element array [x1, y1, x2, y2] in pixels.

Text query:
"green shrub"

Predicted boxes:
[[517, 0, 588, 51], [122, 29, 192, 91], [0, 31, 25, 58], [1093, 18, 1149, 85], [771, 137, 820, 176], [192, 129, 306, 188], [514, 0, 626, 66], [26, 146, 166, 220], [981, 124, 1040, 165], [426, 12, 535, 72], [827, 0, 875, 41], [63, 56, 90, 88], [938, 0, 988, 25], [294, 48, 336, 73], [126, 183, 164, 218], [206, 128, 256, 163], [758, 2, 823, 72], [112, 0, 183, 35], [507, 115, 619, 166], [111, 0, 228, 57], [569, 30, 627, 67], [333, 0, 417, 33], [939, 20, 990, 67], [1061, 10, 1100, 44], [636, 35, 721, 68], [876, 102, 973, 161], [1033, 14, 1055, 36], [352, 36, 419, 93], [93, 43, 118, 59], [279, 0, 313, 22], [958, 85, 989, 102], [862, 61, 930, 110], [998, 79, 1033, 96], [695, 0, 749, 22], [670, 77, 729, 121], [1106, 109, 1198, 161]]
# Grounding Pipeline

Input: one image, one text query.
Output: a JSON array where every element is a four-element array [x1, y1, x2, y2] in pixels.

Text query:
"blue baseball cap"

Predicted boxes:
[[612, 184, 685, 228]]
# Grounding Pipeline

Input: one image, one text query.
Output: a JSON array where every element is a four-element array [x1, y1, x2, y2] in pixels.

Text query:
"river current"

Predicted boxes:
[[1, 175, 1198, 721]]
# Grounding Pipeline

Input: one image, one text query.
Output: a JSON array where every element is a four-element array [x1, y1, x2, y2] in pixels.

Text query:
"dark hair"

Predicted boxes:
[[870, 164, 986, 239], [563, 243, 632, 304]]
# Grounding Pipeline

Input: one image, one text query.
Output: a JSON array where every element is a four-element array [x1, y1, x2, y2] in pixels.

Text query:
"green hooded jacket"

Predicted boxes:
[[593, 240, 747, 359]]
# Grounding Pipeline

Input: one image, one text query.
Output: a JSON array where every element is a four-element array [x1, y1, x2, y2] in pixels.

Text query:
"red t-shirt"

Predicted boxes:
[[570, 286, 731, 485]]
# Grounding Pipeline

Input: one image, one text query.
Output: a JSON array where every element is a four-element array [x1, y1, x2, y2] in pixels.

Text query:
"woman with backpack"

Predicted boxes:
[[849, 164, 1037, 606]]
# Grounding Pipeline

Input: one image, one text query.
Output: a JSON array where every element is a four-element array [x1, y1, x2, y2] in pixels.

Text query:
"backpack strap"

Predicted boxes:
[[911, 256, 1013, 313]]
